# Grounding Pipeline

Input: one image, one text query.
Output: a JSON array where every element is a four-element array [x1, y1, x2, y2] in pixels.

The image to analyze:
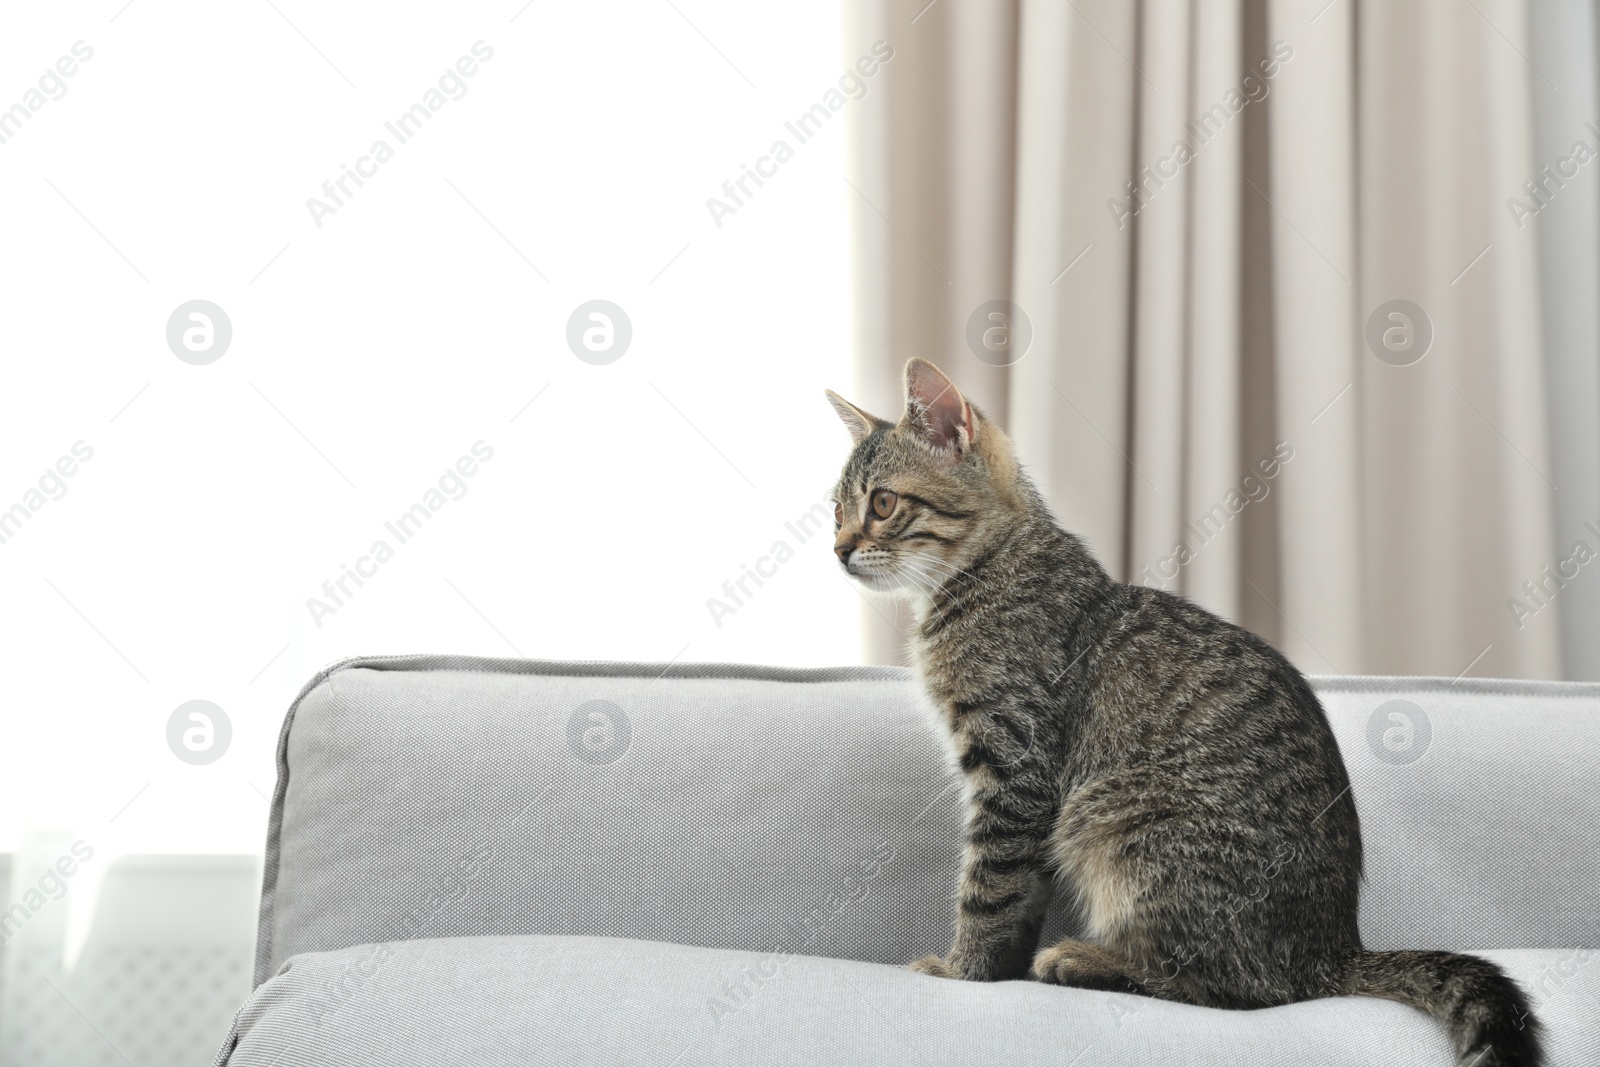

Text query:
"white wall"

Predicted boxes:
[[0, 0, 865, 865]]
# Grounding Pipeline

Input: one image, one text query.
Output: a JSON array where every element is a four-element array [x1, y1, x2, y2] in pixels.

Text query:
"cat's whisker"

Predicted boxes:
[[901, 561, 967, 598], [898, 547, 982, 583], [891, 568, 919, 598], [899, 559, 941, 594], [906, 558, 973, 602], [896, 548, 961, 576], [899, 549, 992, 594]]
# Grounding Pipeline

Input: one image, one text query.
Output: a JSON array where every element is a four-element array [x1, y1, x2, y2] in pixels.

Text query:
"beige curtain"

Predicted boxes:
[[845, 0, 1598, 680]]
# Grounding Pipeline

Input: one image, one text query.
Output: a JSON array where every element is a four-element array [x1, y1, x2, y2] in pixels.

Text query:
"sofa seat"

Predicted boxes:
[[215, 656, 1600, 1065], [216, 934, 1598, 1066]]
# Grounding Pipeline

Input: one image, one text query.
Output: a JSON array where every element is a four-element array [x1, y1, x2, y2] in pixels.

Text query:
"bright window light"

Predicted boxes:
[[0, 1, 862, 858]]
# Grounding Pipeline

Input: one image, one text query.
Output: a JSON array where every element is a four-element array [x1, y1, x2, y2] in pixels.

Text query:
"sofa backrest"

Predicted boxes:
[[253, 655, 1600, 986]]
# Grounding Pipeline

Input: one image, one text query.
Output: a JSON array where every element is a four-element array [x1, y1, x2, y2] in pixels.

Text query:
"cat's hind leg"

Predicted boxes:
[[1031, 938, 1151, 995]]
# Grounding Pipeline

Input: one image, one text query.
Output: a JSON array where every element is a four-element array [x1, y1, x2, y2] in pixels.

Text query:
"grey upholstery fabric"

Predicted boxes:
[[219, 935, 1599, 1066], [256, 656, 955, 986], [227, 656, 1599, 1064]]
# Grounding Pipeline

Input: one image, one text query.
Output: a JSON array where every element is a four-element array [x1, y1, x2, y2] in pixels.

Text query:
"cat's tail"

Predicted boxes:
[[1341, 950, 1542, 1067]]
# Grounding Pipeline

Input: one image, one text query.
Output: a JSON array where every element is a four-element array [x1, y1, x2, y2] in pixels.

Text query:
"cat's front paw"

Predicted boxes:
[[909, 954, 955, 978]]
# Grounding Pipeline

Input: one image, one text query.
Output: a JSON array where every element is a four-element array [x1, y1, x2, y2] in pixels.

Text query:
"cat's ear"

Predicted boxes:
[[902, 358, 975, 459], [825, 390, 888, 445]]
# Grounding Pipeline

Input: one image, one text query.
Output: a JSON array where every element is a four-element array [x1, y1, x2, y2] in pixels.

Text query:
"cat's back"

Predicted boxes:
[[914, 523, 1354, 828], [1075, 582, 1357, 840]]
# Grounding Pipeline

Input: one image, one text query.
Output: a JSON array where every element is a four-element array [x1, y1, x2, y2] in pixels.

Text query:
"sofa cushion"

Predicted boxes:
[[255, 657, 1600, 987], [257, 656, 954, 987], [216, 935, 1600, 1066]]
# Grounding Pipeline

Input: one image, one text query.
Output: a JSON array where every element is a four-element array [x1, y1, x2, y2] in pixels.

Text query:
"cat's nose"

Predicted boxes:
[[834, 538, 857, 564]]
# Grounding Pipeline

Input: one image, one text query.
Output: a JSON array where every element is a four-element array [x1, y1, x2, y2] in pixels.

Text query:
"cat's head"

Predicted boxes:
[[826, 359, 1025, 595]]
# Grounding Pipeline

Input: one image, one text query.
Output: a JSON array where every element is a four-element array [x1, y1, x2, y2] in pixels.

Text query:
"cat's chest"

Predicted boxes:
[[908, 605, 1004, 709], [907, 632, 960, 704], [907, 640, 979, 739], [909, 596, 970, 667], [907, 671, 968, 772]]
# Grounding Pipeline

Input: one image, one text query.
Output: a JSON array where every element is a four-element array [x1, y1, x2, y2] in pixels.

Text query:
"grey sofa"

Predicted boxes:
[[214, 655, 1599, 1065]]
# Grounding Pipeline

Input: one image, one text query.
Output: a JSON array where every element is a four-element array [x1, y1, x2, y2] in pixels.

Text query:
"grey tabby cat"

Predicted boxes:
[[826, 359, 1540, 1067]]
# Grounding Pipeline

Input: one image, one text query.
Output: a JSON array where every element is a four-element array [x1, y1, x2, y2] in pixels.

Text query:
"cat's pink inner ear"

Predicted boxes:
[[904, 359, 974, 455]]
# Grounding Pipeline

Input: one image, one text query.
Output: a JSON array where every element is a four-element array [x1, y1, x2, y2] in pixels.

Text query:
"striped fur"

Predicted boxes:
[[825, 360, 1541, 1067]]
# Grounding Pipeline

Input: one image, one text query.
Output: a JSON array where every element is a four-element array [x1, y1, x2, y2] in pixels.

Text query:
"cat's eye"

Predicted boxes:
[[834, 502, 844, 528], [871, 488, 898, 520]]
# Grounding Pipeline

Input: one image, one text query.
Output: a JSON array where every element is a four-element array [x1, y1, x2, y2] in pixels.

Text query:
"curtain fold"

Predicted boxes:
[[1262, 0, 1365, 674], [848, 0, 1590, 680], [846, 0, 1020, 663], [1184, 0, 1245, 624], [1010, 0, 1137, 575], [1528, 0, 1600, 681]]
